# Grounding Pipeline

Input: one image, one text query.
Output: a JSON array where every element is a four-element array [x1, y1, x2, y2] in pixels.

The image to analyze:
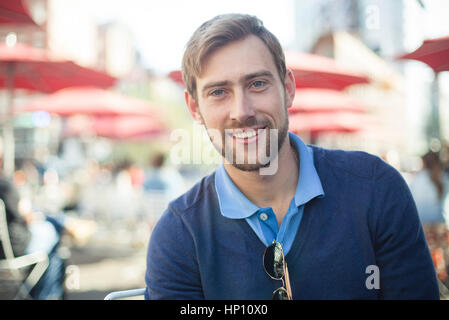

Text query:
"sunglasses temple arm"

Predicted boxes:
[[284, 262, 293, 299]]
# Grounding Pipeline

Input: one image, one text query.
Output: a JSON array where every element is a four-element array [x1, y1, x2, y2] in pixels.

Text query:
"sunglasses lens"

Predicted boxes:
[[263, 242, 285, 280], [272, 287, 290, 300]]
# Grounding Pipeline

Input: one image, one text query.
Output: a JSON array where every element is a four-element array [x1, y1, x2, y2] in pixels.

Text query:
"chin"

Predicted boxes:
[[230, 160, 274, 172]]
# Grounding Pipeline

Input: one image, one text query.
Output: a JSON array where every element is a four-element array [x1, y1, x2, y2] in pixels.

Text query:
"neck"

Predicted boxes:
[[224, 135, 299, 210]]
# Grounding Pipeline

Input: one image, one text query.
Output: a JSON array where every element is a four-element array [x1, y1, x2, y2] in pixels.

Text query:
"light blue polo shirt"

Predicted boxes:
[[214, 132, 325, 255]]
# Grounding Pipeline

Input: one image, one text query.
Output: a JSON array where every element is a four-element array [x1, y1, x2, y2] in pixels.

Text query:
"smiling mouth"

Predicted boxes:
[[227, 127, 267, 139]]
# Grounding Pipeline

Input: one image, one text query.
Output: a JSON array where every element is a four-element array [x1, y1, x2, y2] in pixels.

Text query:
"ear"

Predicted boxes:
[[284, 69, 296, 110], [184, 90, 204, 125]]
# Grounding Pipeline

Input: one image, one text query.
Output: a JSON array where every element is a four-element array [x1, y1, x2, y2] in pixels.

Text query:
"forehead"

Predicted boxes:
[[197, 35, 279, 87]]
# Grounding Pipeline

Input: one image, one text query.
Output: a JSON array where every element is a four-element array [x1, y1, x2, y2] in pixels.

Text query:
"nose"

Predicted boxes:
[[229, 89, 256, 124]]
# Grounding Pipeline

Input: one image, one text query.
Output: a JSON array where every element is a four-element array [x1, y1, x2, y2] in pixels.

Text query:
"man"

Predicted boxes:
[[145, 13, 439, 299]]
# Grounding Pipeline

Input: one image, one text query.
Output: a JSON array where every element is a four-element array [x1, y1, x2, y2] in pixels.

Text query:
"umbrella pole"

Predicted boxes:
[[2, 63, 16, 177], [428, 72, 441, 149]]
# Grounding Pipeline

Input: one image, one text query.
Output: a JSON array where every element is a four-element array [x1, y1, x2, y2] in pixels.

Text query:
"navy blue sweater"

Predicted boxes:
[[145, 145, 439, 299]]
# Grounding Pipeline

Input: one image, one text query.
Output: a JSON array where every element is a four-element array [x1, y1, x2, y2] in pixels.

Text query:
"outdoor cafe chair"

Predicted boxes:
[[0, 199, 49, 299], [104, 287, 146, 300]]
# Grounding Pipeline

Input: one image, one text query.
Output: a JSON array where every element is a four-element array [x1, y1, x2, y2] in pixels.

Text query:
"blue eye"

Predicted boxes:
[[210, 89, 225, 96], [252, 80, 265, 88]]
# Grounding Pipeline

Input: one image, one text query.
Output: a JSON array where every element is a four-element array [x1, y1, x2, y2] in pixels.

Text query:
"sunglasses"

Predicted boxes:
[[263, 241, 293, 300]]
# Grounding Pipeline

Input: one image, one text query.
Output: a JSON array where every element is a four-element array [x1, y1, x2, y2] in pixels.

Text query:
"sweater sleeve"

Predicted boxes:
[[371, 160, 439, 299], [145, 208, 204, 300]]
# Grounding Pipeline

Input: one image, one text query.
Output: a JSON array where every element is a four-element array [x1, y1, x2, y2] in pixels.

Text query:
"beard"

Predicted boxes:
[[201, 100, 289, 172]]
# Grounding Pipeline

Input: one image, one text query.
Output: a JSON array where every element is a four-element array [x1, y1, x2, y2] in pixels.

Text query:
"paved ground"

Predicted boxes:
[[64, 224, 149, 300]]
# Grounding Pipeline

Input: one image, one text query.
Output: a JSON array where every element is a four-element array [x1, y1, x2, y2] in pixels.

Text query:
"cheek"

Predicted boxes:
[[256, 88, 284, 108], [199, 108, 227, 129], [199, 101, 228, 121], [256, 92, 286, 120]]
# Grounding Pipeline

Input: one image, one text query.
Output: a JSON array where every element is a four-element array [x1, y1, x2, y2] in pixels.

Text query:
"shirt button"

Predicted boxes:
[[259, 213, 268, 221]]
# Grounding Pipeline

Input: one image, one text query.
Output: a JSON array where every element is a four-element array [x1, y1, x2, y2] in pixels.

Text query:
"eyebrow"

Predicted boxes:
[[242, 70, 275, 83], [201, 70, 275, 95]]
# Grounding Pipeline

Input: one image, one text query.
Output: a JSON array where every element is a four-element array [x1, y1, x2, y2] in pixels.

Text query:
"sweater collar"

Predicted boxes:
[[214, 132, 325, 219]]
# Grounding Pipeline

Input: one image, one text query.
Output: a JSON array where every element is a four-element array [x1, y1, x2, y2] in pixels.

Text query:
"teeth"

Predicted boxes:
[[232, 129, 257, 139]]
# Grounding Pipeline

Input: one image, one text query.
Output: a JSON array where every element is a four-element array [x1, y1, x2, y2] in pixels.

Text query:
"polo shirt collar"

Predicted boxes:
[[215, 132, 325, 219]]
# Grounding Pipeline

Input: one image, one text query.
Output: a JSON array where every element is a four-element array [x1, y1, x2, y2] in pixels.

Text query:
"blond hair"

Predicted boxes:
[[182, 13, 286, 101]]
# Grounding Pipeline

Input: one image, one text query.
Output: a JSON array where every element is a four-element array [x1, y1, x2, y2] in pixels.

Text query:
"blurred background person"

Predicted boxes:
[[0, 168, 66, 299], [1, 153, 96, 299], [143, 152, 186, 201], [409, 151, 449, 284], [142, 152, 186, 230]]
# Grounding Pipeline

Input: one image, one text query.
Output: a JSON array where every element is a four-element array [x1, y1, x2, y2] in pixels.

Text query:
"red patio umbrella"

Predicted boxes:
[[397, 35, 449, 142], [168, 70, 184, 87], [0, 43, 116, 176], [169, 52, 370, 91], [93, 115, 166, 140], [0, 43, 116, 92], [398, 36, 449, 73], [288, 112, 374, 137], [289, 88, 366, 114], [18, 87, 159, 117], [285, 51, 370, 90], [0, 0, 37, 26], [63, 115, 166, 140]]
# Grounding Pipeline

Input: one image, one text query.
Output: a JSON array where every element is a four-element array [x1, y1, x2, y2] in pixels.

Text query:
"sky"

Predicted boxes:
[[77, 0, 295, 74]]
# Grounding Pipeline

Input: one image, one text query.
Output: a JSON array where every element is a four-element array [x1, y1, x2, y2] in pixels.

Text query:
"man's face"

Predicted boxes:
[[185, 35, 295, 172]]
